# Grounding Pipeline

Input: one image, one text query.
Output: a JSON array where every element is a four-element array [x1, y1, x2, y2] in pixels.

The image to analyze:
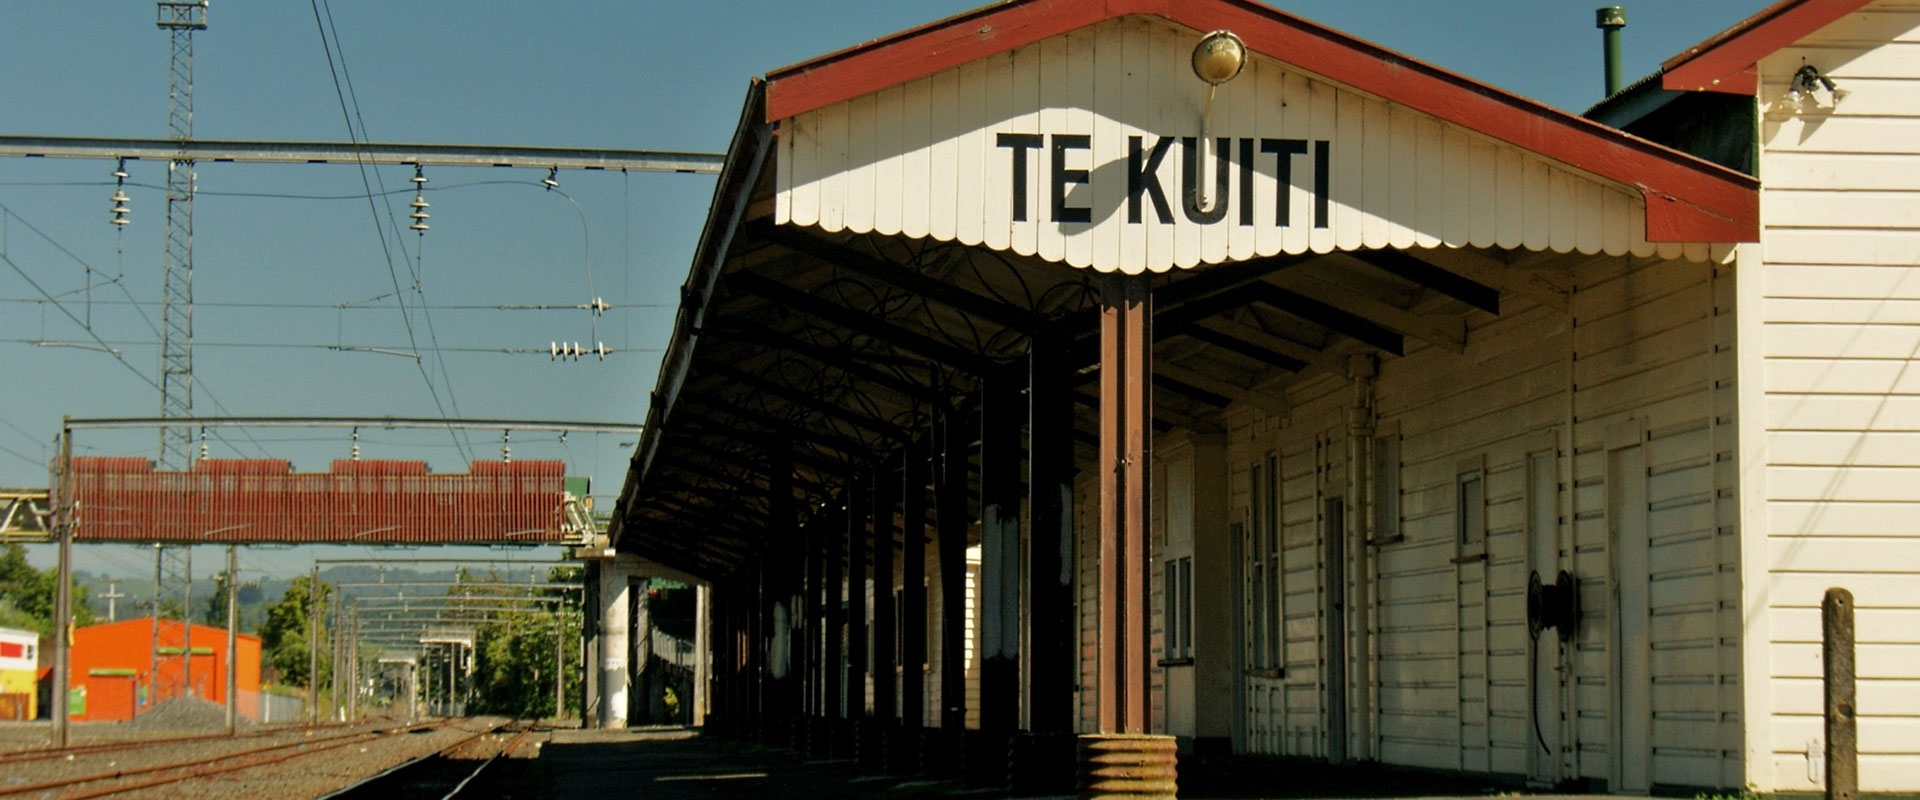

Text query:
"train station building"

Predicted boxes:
[[607, 0, 1920, 795]]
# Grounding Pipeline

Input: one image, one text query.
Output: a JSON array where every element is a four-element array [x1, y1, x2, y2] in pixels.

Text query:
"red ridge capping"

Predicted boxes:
[[763, 0, 1758, 244], [1661, 0, 1875, 95]]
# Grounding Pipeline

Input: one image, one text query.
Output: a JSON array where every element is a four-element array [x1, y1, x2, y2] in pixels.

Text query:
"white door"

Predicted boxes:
[[1608, 444, 1650, 793]]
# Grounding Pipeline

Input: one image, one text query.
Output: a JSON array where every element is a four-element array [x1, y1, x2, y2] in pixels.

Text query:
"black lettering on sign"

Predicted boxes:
[[1002, 132, 1331, 229], [1261, 138, 1308, 227], [1051, 134, 1092, 224], [1314, 140, 1330, 229], [1128, 136, 1174, 224], [1181, 137, 1230, 225], [996, 133, 1044, 222]]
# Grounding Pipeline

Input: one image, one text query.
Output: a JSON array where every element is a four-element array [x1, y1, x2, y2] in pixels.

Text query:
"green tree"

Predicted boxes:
[[0, 542, 95, 637], [258, 575, 330, 688], [463, 567, 582, 719], [201, 569, 259, 628]]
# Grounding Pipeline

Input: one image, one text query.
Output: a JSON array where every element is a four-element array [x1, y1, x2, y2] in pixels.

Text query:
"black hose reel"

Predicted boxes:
[[1527, 570, 1580, 643]]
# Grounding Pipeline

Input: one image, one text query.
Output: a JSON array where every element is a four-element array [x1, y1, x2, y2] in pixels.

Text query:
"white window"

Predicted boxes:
[[1457, 466, 1485, 558], [1164, 556, 1193, 660]]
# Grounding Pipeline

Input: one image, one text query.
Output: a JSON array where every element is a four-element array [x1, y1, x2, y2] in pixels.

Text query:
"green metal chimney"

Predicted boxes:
[[1597, 6, 1627, 97]]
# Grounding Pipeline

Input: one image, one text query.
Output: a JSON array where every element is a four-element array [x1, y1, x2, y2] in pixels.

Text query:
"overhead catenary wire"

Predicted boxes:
[[0, 336, 654, 355], [0, 441, 42, 468], [308, 0, 471, 464], [0, 297, 666, 311], [0, 202, 271, 459]]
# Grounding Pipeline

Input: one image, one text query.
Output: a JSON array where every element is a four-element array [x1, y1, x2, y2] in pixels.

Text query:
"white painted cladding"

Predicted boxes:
[[774, 17, 1702, 274], [1749, 2, 1920, 793], [1060, 251, 1741, 784], [1038, 252, 1732, 784]]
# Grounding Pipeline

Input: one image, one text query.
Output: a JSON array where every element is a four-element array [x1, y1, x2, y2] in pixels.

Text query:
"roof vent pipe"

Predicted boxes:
[[1597, 6, 1627, 98]]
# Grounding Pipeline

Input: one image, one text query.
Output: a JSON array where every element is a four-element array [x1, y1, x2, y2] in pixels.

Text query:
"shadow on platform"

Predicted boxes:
[[470, 726, 1634, 800]]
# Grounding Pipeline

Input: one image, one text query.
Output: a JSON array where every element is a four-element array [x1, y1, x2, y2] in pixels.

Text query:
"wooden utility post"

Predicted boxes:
[[51, 422, 74, 748], [308, 565, 320, 722], [224, 544, 237, 734]]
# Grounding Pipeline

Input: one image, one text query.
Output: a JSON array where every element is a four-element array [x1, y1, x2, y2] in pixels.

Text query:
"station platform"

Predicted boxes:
[[484, 725, 1638, 800]]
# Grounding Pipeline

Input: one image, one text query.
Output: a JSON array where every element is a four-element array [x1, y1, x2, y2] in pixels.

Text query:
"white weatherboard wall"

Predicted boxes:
[[1211, 250, 1741, 788], [775, 16, 1704, 275], [1749, 2, 1920, 792]]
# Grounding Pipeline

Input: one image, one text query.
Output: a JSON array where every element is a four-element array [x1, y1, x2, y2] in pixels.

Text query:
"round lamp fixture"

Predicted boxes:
[[1192, 30, 1247, 85]]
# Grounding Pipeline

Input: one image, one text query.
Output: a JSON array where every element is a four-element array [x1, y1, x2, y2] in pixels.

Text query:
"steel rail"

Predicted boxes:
[[314, 718, 518, 800], [440, 725, 536, 799], [0, 719, 440, 798], [64, 415, 640, 434], [0, 718, 366, 766], [0, 135, 723, 174]]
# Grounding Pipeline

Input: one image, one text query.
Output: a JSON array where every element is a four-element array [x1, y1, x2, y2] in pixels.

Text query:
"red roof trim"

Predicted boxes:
[[764, 0, 1758, 243], [1661, 0, 1876, 94]]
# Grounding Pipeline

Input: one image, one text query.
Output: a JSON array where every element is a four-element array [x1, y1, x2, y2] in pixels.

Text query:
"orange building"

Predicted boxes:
[[67, 618, 261, 722]]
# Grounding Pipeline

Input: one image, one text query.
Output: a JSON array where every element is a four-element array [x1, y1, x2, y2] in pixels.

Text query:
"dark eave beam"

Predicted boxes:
[[1349, 249, 1501, 314], [1174, 325, 1308, 372], [708, 318, 947, 405], [704, 364, 914, 445], [1248, 283, 1404, 356], [749, 220, 1052, 335], [730, 271, 998, 376]]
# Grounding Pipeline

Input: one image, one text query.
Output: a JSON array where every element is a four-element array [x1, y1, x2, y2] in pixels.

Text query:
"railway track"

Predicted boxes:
[[0, 718, 444, 799], [0, 718, 374, 766], [317, 720, 538, 799]]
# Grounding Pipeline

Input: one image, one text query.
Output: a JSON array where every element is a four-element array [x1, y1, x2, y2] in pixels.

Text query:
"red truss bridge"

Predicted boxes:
[[66, 457, 590, 545]]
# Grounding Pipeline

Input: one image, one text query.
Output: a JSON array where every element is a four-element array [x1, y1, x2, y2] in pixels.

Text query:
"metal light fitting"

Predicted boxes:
[[1192, 30, 1247, 85], [1786, 62, 1845, 106]]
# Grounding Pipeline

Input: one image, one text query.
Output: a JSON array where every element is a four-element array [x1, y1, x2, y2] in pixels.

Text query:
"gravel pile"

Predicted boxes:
[[128, 697, 256, 731]]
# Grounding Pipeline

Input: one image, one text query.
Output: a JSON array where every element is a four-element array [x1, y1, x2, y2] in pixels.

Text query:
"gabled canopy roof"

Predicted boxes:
[[610, 2, 1771, 579], [764, 0, 1758, 244], [1661, 0, 1880, 94]]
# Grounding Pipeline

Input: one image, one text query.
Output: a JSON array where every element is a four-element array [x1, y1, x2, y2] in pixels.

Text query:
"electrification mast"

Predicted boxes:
[[155, 0, 206, 700], [156, 1, 205, 469]]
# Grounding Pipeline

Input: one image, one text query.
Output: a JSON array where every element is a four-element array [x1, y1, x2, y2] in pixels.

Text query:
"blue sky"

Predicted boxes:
[[3, 0, 1762, 578]]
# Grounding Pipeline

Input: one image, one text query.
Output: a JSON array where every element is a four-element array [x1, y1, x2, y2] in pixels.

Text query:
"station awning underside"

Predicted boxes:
[[608, 97, 1716, 581], [609, 0, 1756, 581]]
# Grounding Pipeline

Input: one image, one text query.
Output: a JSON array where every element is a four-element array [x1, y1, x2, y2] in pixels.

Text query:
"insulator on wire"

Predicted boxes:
[[409, 194, 430, 232], [409, 165, 431, 232], [595, 342, 611, 360], [542, 166, 559, 191], [110, 159, 131, 227]]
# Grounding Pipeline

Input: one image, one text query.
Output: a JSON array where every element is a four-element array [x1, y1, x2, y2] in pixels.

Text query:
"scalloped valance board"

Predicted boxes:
[[774, 15, 1724, 274]]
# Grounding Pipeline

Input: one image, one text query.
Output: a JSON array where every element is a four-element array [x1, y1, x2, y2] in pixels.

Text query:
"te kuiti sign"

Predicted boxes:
[[997, 133, 1330, 230], [775, 16, 1720, 274]]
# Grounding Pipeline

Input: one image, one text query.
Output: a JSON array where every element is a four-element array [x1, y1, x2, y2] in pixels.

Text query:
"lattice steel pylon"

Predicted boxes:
[[156, 1, 205, 470], [154, 2, 206, 703]]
